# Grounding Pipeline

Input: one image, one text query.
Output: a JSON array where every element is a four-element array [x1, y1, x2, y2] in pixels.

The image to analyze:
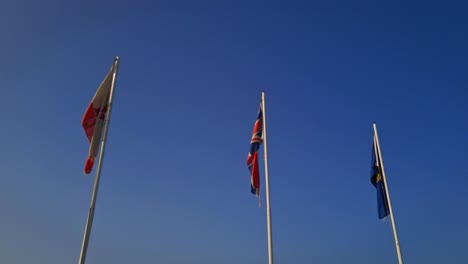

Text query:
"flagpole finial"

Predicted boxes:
[[115, 56, 120, 61]]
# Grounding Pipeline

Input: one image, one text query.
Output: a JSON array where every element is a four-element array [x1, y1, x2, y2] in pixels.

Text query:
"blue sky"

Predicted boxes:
[[1, 1, 467, 263]]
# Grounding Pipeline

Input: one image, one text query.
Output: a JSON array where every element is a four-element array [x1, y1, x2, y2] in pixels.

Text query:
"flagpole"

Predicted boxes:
[[78, 57, 120, 264], [261, 92, 274, 264], [373, 123, 404, 264]]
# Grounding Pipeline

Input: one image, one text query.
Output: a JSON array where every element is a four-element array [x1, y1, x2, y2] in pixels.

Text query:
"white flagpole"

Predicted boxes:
[[373, 123, 404, 264], [78, 57, 120, 264], [261, 92, 274, 264]]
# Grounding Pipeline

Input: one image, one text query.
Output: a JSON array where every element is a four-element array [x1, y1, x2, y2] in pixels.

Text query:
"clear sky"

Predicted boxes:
[[1, 1, 467, 263]]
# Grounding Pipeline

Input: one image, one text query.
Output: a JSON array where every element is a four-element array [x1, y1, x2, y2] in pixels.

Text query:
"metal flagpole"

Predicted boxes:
[[373, 123, 404, 264], [78, 57, 120, 264], [261, 92, 274, 264]]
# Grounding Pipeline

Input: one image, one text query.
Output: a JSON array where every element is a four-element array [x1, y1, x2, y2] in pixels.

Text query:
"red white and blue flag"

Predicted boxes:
[[247, 104, 263, 196]]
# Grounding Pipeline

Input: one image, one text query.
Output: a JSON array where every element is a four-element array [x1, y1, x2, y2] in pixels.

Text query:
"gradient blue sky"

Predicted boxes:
[[1, 1, 467, 263]]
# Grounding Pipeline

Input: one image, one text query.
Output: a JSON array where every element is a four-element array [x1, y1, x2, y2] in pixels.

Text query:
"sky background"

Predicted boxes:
[[1, 0, 467, 263]]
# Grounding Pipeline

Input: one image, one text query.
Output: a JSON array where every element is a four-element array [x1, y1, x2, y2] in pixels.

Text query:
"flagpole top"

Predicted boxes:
[[115, 56, 120, 61], [373, 122, 378, 132]]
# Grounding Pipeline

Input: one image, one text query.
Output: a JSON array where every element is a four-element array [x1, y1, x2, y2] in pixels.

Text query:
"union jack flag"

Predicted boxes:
[[247, 104, 263, 196]]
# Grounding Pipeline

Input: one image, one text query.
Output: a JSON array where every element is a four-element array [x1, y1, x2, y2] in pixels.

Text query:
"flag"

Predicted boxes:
[[81, 66, 114, 174], [371, 141, 390, 219], [247, 104, 263, 196]]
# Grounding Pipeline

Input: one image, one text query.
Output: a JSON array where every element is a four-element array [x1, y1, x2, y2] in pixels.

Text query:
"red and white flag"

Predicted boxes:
[[81, 66, 114, 174]]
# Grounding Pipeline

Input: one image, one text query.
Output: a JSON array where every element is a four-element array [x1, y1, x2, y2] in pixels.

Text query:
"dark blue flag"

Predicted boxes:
[[247, 104, 263, 196], [371, 142, 390, 219]]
